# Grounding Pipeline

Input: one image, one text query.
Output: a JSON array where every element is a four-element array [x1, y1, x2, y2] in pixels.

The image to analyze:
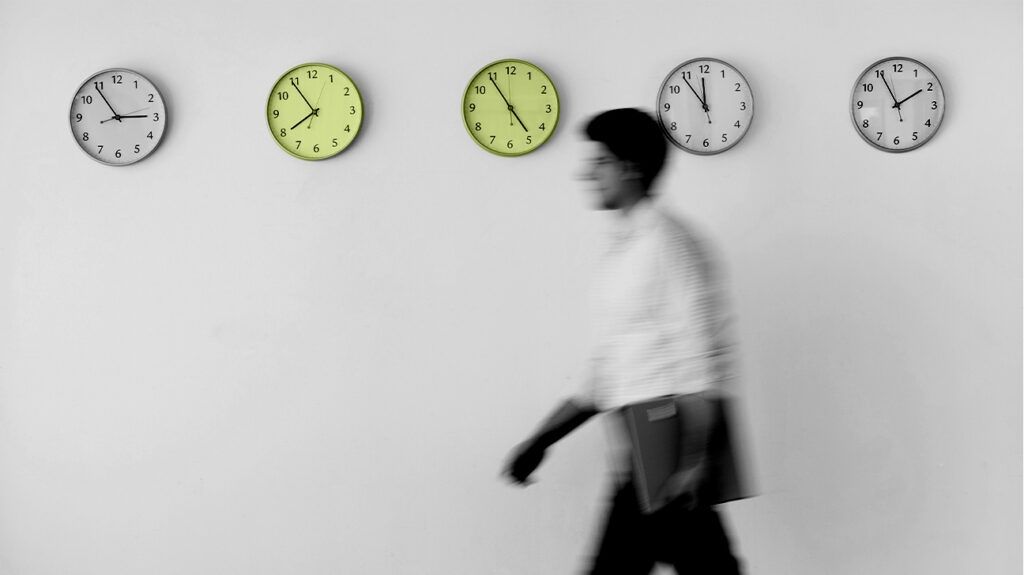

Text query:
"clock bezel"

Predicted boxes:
[[656, 57, 756, 156], [461, 58, 560, 157], [68, 67, 168, 167], [849, 56, 946, 154], [266, 62, 364, 161]]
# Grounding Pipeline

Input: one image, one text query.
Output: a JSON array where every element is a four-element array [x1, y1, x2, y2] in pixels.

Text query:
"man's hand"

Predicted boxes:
[[656, 461, 706, 511], [504, 441, 546, 485]]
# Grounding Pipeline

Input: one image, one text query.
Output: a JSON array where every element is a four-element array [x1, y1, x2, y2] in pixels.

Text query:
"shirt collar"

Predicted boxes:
[[608, 197, 660, 242]]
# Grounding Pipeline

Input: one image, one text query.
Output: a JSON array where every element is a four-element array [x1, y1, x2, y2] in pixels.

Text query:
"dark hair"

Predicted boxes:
[[583, 108, 667, 191]]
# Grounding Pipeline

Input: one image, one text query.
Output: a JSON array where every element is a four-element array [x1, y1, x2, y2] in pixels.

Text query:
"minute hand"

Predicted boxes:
[[893, 88, 923, 109], [489, 78, 528, 133]]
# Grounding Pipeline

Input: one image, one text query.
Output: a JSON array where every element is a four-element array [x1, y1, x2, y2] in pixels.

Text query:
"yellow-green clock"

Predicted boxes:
[[267, 63, 363, 160], [463, 59, 559, 156]]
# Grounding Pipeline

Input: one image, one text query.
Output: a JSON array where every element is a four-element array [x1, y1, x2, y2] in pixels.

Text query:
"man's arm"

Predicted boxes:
[[503, 398, 599, 485]]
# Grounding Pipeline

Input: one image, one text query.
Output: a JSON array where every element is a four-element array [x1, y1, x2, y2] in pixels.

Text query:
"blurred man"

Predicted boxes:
[[503, 108, 746, 574]]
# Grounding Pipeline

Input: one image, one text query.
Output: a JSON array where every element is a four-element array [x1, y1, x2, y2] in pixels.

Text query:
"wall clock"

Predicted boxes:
[[850, 56, 945, 152], [69, 68, 167, 165], [462, 59, 559, 156], [267, 63, 363, 160], [656, 58, 754, 155]]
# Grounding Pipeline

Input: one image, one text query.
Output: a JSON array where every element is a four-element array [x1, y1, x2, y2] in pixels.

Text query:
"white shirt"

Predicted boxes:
[[575, 199, 736, 412]]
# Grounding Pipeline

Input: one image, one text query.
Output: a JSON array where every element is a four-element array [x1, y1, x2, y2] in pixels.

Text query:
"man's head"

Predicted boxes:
[[581, 108, 668, 211]]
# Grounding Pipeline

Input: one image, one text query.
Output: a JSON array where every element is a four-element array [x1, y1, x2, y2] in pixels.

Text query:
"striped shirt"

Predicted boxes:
[[575, 199, 736, 412]]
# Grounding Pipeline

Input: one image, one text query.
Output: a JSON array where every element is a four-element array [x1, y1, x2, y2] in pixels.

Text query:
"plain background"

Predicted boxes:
[[0, 1, 1020, 574]]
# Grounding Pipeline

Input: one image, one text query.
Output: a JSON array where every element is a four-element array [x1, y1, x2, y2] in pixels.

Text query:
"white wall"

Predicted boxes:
[[0, 1, 1020, 574]]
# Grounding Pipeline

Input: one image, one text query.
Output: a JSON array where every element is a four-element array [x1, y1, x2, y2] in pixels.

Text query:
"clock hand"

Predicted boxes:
[[489, 77, 529, 133], [893, 88, 923, 109], [879, 71, 903, 122], [118, 115, 149, 119], [682, 77, 709, 113], [95, 86, 121, 122], [291, 109, 317, 130], [700, 76, 712, 124], [291, 79, 316, 112], [308, 81, 329, 129]]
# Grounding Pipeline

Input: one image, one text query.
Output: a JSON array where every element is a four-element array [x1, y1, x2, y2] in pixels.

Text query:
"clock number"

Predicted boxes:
[[81, 95, 93, 104], [663, 103, 671, 111], [734, 83, 741, 92], [526, 136, 532, 145], [280, 128, 287, 137], [147, 131, 153, 139], [699, 64, 709, 74], [684, 134, 692, 143], [474, 122, 482, 132], [876, 132, 883, 141], [277, 91, 289, 101], [148, 94, 154, 103], [862, 83, 874, 92], [74, 113, 83, 122], [115, 149, 122, 158], [538, 123, 546, 131], [350, 106, 356, 115], [93, 81, 104, 90], [330, 74, 334, 83], [344, 87, 350, 96], [295, 140, 301, 149], [893, 136, 900, 145], [856, 100, 864, 109], [924, 119, 932, 127], [488, 72, 498, 81], [874, 70, 883, 78], [313, 144, 319, 153], [468, 103, 476, 112], [721, 134, 728, 143], [669, 122, 677, 131], [505, 66, 516, 75], [307, 70, 318, 79], [912, 132, 919, 141], [892, 63, 903, 73], [682, 71, 692, 80], [82, 132, 89, 141], [669, 85, 680, 94], [931, 101, 937, 110], [134, 145, 140, 154], [344, 125, 351, 132], [739, 102, 747, 110], [927, 82, 934, 92], [290, 77, 299, 85], [862, 119, 869, 128], [133, 80, 138, 88], [475, 85, 486, 94], [545, 104, 552, 113], [702, 138, 710, 148], [721, 69, 726, 78], [527, 71, 532, 80], [540, 85, 547, 94], [489, 135, 495, 144], [272, 110, 280, 118], [913, 69, 919, 77], [97, 145, 102, 153], [332, 138, 338, 147], [153, 113, 160, 122], [111, 74, 123, 84], [506, 140, 513, 149], [734, 121, 741, 128]]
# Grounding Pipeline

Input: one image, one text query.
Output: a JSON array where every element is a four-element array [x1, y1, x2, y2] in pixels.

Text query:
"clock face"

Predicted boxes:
[[267, 63, 363, 160], [69, 68, 167, 166], [851, 57, 945, 152], [463, 59, 559, 156], [657, 58, 754, 155]]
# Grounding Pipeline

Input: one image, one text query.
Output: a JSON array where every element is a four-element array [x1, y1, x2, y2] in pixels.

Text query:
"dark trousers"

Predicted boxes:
[[589, 481, 742, 575]]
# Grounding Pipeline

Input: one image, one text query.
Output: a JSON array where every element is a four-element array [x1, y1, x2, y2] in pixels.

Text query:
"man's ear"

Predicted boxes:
[[620, 159, 643, 182]]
